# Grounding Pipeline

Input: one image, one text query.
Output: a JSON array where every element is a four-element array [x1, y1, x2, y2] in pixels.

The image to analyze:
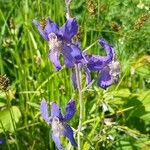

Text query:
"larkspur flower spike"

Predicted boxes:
[[32, 17, 84, 71], [40, 99, 77, 150]]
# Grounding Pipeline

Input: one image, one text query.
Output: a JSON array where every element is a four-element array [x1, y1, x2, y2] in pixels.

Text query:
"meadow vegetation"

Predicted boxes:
[[0, 0, 150, 149]]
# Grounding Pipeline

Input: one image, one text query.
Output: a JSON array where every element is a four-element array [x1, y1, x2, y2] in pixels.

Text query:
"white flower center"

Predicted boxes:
[[109, 61, 120, 81], [48, 33, 63, 52], [52, 116, 65, 137]]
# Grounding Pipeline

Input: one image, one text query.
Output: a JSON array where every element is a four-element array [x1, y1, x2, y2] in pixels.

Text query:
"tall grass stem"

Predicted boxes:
[[6, 92, 20, 150]]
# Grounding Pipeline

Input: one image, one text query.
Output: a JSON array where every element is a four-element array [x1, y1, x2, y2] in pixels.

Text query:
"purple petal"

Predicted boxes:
[[64, 124, 77, 147], [63, 44, 84, 68], [68, 44, 84, 62], [32, 20, 49, 41], [44, 17, 59, 34], [63, 51, 74, 68], [40, 99, 51, 123], [85, 53, 107, 71], [84, 38, 115, 71], [64, 100, 76, 122], [97, 67, 112, 89], [49, 50, 61, 71], [51, 102, 63, 120], [52, 131, 64, 150], [84, 66, 91, 85], [71, 68, 77, 89], [99, 38, 114, 63], [60, 18, 78, 41]]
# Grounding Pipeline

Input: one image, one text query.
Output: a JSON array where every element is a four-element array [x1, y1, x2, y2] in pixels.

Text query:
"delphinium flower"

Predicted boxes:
[[85, 38, 120, 89], [32, 17, 93, 90], [40, 99, 77, 150], [32, 17, 84, 71]]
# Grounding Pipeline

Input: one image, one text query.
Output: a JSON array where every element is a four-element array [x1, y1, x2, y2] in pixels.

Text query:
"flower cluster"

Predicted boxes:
[[33, 17, 120, 90]]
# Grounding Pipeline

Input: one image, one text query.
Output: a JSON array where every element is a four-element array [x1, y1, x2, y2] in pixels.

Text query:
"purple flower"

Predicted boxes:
[[40, 99, 77, 150], [85, 38, 120, 89], [0, 138, 4, 144], [32, 17, 83, 71]]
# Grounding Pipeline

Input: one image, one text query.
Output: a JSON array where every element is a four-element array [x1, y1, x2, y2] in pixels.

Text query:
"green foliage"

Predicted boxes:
[[0, 0, 150, 149], [0, 106, 21, 133]]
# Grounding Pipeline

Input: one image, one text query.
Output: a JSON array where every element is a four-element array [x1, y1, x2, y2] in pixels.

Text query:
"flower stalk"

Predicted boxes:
[[75, 64, 83, 150], [65, 1, 84, 148], [65, 0, 72, 19]]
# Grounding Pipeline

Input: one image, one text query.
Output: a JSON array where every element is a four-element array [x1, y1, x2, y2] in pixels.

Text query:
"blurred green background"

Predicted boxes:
[[0, 0, 150, 149]]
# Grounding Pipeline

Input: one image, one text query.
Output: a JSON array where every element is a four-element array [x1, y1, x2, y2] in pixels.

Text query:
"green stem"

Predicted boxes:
[[75, 64, 83, 150], [65, 1, 83, 148], [6, 92, 20, 150], [65, 0, 72, 19]]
